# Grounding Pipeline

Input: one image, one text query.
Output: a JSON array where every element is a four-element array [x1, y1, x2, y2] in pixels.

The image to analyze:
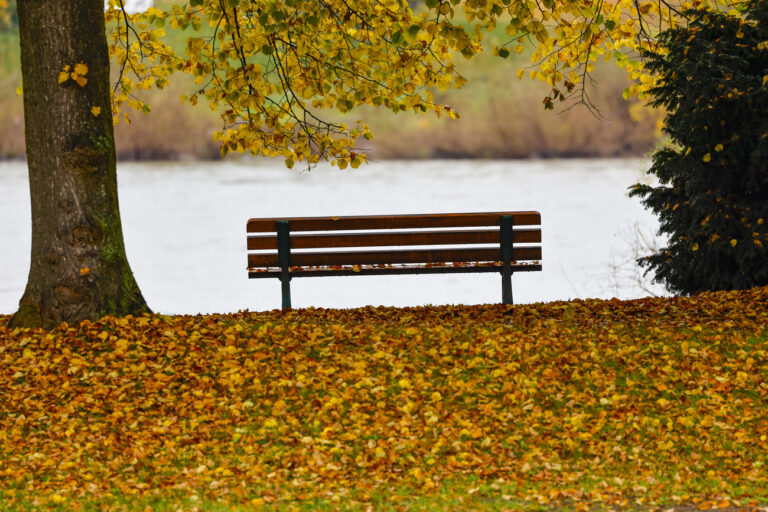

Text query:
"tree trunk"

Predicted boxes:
[[10, 0, 148, 329]]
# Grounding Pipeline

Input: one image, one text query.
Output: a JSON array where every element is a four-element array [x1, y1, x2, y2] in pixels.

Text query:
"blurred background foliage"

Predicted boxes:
[[0, 0, 662, 161]]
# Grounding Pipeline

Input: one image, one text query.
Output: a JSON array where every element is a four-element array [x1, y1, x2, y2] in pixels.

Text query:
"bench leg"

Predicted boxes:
[[280, 277, 292, 309], [502, 272, 512, 305], [276, 220, 292, 309], [500, 215, 514, 305]]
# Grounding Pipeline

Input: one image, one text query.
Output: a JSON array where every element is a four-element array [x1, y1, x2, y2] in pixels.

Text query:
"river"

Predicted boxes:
[[0, 159, 667, 315]]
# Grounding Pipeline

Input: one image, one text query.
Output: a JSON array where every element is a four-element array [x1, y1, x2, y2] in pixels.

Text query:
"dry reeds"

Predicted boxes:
[[0, 29, 661, 162], [355, 61, 662, 160]]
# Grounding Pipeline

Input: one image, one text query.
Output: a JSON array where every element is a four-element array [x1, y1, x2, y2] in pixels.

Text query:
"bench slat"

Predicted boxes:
[[248, 246, 542, 268], [247, 228, 541, 250], [247, 211, 541, 233], [249, 263, 542, 279]]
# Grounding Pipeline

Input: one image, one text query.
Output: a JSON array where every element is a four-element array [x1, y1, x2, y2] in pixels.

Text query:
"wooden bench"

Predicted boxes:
[[247, 211, 542, 309]]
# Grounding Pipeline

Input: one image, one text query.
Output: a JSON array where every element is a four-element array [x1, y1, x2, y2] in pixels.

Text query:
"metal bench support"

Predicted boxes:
[[500, 215, 514, 305], [276, 220, 292, 309]]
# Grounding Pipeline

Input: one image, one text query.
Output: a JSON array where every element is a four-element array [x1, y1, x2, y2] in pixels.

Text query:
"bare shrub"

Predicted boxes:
[[601, 223, 668, 299]]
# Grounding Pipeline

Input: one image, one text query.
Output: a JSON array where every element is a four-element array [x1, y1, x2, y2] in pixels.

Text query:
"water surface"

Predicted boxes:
[[0, 159, 666, 314]]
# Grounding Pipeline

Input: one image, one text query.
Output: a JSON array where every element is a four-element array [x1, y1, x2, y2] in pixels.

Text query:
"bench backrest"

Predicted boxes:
[[246, 211, 541, 275]]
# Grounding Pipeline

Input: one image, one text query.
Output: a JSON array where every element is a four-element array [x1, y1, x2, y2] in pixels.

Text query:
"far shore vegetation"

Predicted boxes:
[[0, 10, 662, 162]]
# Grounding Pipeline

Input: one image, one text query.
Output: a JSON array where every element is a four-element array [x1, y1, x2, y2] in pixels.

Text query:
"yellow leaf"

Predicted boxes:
[[714, 144, 723, 152], [658, 439, 674, 450], [730, 239, 738, 247], [58, 71, 70, 84], [15, 86, 22, 95], [80, 267, 90, 276], [74, 62, 88, 76], [91, 106, 101, 117], [75, 75, 88, 87], [702, 153, 711, 162], [692, 243, 699, 251]]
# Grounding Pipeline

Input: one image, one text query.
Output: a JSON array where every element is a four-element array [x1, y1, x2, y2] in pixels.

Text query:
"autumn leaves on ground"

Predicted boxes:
[[1, 288, 767, 511]]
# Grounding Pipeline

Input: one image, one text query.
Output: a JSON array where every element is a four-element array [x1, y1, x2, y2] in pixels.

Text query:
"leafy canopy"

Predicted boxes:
[[631, 0, 768, 294], [1, 0, 741, 167], [100, 0, 726, 169]]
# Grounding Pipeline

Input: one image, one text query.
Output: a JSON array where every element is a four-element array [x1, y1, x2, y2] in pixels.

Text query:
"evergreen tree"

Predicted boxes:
[[631, 1, 768, 294]]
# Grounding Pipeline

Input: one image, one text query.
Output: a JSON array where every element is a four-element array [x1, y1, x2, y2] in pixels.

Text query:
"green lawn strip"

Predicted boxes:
[[2, 474, 768, 511]]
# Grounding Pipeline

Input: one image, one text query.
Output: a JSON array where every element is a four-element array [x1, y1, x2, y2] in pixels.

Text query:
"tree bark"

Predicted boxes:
[[10, 0, 148, 329]]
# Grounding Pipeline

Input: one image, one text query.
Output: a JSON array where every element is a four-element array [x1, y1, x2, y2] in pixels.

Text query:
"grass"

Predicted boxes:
[[1, 287, 768, 511], [0, 478, 710, 512], [0, 482, 584, 512]]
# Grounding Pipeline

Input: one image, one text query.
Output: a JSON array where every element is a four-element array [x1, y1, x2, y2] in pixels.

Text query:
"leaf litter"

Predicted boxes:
[[1, 287, 767, 509]]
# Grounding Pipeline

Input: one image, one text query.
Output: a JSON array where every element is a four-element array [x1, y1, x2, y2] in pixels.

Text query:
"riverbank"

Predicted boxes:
[[2, 286, 767, 510]]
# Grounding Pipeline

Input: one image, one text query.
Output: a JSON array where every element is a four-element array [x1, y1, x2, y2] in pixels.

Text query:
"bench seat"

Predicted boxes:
[[247, 211, 542, 308]]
